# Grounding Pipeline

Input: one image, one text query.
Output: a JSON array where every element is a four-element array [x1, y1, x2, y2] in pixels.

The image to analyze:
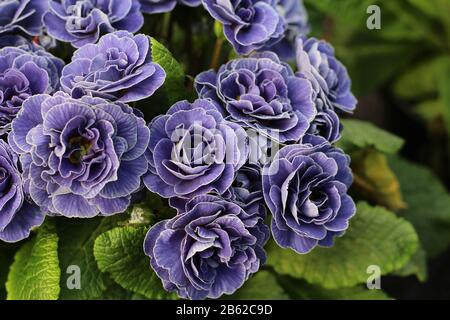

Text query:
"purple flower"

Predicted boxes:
[[0, 141, 44, 243], [263, 0, 309, 60], [43, 0, 144, 48], [224, 164, 264, 212], [143, 99, 248, 200], [61, 31, 166, 103], [202, 0, 285, 55], [8, 92, 150, 217], [297, 38, 357, 112], [262, 134, 355, 254], [296, 38, 356, 142], [144, 194, 269, 300], [139, 0, 201, 14], [0, 45, 64, 135], [195, 52, 315, 143], [0, 0, 48, 36]]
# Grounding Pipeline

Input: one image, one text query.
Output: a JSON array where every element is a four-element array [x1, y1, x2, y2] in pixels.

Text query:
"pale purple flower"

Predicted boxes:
[[0, 0, 48, 36], [144, 194, 269, 299], [43, 0, 144, 48], [202, 0, 285, 55], [0, 44, 63, 135], [8, 92, 150, 217], [61, 31, 165, 103], [143, 99, 248, 200]]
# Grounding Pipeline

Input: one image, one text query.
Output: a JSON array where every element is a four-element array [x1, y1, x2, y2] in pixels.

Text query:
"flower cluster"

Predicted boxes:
[[0, 0, 358, 301]]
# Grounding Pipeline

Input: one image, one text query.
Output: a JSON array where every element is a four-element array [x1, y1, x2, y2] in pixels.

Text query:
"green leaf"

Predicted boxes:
[[229, 271, 288, 300], [351, 148, 406, 211], [94, 225, 176, 300], [57, 216, 125, 300], [266, 202, 418, 289], [393, 245, 427, 282], [6, 221, 60, 300], [338, 119, 404, 154], [389, 156, 450, 257], [278, 276, 390, 300], [393, 56, 450, 100], [150, 37, 186, 105]]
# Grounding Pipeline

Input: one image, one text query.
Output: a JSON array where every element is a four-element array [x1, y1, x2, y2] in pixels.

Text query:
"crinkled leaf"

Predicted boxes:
[[57, 216, 125, 300], [6, 221, 60, 300], [94, 226, 176, 300], [338, 119, 404, 154], [389, 156, 450, 257], [228, 271, 288, 300], [151, 37, 186, 105], [351, 148, 406, 211], [266, 202, 418, 289]]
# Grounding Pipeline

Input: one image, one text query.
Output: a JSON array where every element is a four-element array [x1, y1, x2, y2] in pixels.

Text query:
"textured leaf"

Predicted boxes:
[[6, 221, 60, 300], [338, 119, 404, 154], [351, 148, 406, 211], [229, 271, 288, 300], [389, 156, 450, 257], [94, 226, 176, 300], [151, 37, 186, 104], [57, 216, 125, 300], [266, 202, 418, 289], [278, 276, 390, 300]]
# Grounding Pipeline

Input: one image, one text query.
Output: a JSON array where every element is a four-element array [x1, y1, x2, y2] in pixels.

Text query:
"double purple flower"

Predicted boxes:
[[262, 135, 355, 254], [0, 45, 64, 135], [0, 0, 48, 36], [202, 0, 285, 55], [195, 52, 315, 143], [296, 37, 357, 142], [139, 0, 201, 14], [144, 194, 269, 299], [144, 99, 248, 200], [61, 31, 166, 103], [9, 92, 149, 217], [264, 0, 310, 59], [0, 141, 44, 243], [43, 0, 144, 48]]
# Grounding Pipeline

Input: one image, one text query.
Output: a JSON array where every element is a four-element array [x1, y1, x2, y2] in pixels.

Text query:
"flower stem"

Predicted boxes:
[[210, 38, 224, 70]]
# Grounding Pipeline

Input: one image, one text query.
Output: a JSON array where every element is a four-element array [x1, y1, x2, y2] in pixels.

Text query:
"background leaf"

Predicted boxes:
[[266, 202, 418, 288], [6, 221, 60, 300], [278, 276, 390, 300], [94, 225, 176, 300], [389, 156, 450, 257]]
